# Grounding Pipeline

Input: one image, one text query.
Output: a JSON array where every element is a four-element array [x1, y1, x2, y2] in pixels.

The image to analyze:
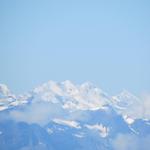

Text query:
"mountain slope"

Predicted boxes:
[[0, 81, 150, 150]]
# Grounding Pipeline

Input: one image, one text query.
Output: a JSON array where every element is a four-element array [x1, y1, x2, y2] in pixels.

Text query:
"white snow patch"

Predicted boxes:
[[129, 126, 139, 135], [47, 128, 53, 134], [53, 118, 81, 129], [123, 115, 135, 124], [85, 124, 109, 138], [58, 128, 65, 131], [0, 106, 8, 111], [73, 132, 85, 138]]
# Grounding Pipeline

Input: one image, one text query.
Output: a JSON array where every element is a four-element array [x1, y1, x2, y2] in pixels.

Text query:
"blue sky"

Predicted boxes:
[[0, 0, 150, 95]]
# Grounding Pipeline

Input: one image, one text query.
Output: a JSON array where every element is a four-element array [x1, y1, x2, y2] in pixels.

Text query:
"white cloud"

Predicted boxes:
[[9, 102, 66, 126], [112, 133, 150, 150]]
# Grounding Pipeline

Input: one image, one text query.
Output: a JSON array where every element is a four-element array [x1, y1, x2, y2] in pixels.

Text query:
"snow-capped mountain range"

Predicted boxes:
[[0, 81, 150, 150]]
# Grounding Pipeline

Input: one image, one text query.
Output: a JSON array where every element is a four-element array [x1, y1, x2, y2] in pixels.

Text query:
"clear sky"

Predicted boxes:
[[0, 0, 150, 95]]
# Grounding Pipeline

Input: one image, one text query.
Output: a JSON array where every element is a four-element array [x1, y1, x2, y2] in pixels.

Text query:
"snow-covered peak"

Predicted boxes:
[[32, 80, 108, 110], [34, 80, 63, 96], [111, 90, 144, 120], [80, 81, 96, 91], [112, 90, 140, 108], [0, 81, 150, 122], [61, 80, 76, 89], [0, 83, 32, 111], [0, 84, 16, 111], [0, 84, 11, 96], [113, 90, 140, 102], [61, 80, 79, 96]]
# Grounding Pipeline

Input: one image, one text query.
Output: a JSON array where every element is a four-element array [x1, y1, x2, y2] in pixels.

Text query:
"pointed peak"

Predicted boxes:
[[61, 80, 75, 86], [47, 80, 57, 85], [118, 89, 139, 100], [61, 80, 77, 90], [80, 81, 97, 90], [120, 89, 133, 96], [0, 84, 11, 96]]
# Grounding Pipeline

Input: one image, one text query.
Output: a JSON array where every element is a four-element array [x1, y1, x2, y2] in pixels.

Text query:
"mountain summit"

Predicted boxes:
[[0, 81, 150, 150]]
